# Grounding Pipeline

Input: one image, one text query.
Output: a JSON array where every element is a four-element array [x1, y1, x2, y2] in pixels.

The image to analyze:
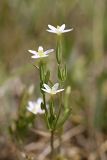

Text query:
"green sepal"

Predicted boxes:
[[48, 115, 56, 129], [45, 70, 50, 83], [58, 65, 62, 81], [62, 64, 67, 81], [56, 40, 62, 64], [58, 65, 67, 81], [39, 63, 45, 82]]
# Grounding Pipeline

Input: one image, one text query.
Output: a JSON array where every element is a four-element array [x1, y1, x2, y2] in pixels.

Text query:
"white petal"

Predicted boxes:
[[63, 28, 73, 33], [46, 29, 57, 33], [28, 50, 38, 55], [43, 84, 51, 90], [37, 107, 45, 114], [31, 55, 39, 58], [52, 83, 59, 91], [28, 101, 34, 109], [37, 98, 43, 104], [27, 104, 37, 114], [50, 91, 57, 95], [27, 106, 33, 112], [56, 89, 64, 93], [60, 24, 65, 31], [42, 88, 51, 94], [48, 24, 56, 31], [27, 100, 45, 115], [44, 49, 54, 54]]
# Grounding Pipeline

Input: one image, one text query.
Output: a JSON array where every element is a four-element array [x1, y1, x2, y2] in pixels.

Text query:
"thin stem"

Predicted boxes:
[[33, 64, 53, 85], [43, 93, 48, 115], [53, 93, 62, 130], [56, 93, 63, 155], [56, 35, 64, 155], [50, 130, 54, 160], [50, 97, 55, 159], [39, 61, 48, 113], [38, 61, 50, 129], [43, 93, 50, 129], [50, 96, 54, 117], [58, 130, 62, 154]]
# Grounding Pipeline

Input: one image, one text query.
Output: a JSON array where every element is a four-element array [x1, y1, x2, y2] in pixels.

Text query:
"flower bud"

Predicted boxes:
[[58, 65, 67, 81], [62, 64, 67, 81]]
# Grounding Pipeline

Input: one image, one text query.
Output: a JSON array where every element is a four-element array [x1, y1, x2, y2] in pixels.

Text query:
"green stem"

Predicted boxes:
[[50, 130, 54, 160], [53, 93, 62, 130], [33, 64, 53, 86], [43, 93, 48, 115], [39, 60, 50, 128], [58, 129, 62, 154], [50, 96, 54, 116], [56, 35, 64, 155]]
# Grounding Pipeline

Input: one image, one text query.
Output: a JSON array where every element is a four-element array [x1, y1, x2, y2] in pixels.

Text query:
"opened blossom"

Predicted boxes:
[[28, 46, 54, 59], [27, 98, 45, 114], [46, 24, 73, 35], [42, 83, 64, 95]]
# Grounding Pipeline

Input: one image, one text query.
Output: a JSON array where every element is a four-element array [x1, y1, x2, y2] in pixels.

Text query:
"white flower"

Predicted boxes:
[[27, 98, 45, 114], [28, 46, 54, 59], [46, 24, 73, 35], [42, 83, 64, 95]]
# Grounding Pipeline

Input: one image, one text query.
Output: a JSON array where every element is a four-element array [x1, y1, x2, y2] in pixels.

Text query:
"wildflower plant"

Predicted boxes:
[[27, 24, 73, 159]]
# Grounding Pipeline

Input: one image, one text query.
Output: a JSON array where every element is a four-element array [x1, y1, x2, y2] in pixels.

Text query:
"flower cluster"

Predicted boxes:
[[27, 24, 73, 115]]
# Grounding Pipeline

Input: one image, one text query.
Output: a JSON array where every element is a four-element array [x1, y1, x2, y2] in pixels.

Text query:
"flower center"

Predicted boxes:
[[56, 26, 62, 35], [32, 105, 37, 113], [50, 89, 56, 94], [38, 47, 45, 57], [38, 51, 45, 57], [57, 26, 60, 29]]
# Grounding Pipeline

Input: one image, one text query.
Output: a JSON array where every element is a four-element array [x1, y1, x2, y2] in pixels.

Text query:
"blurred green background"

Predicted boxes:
[[0, 0, 107, 159]]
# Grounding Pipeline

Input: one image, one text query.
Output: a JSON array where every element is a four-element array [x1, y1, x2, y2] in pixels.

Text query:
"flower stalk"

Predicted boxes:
[[50, 130, 54, 160], [55, 34, 66, 155]]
